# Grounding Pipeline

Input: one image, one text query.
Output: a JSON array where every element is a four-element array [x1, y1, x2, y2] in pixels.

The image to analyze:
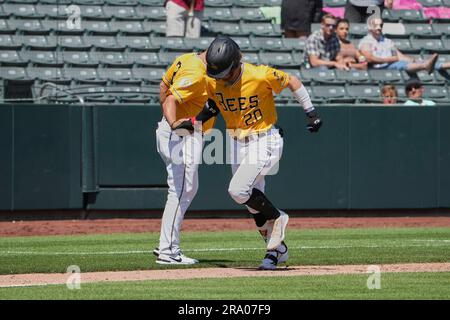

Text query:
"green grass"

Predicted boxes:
[[1, 272, 450, 299], [0, 227, 449, 274]]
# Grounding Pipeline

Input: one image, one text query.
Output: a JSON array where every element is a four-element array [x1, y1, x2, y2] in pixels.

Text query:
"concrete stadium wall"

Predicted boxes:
[[0, 103, 449, 212]]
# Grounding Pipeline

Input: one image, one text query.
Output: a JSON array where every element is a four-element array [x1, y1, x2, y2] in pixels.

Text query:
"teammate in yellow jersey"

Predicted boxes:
[[173, 36, 323, 270], [155, 51, 214, 265]]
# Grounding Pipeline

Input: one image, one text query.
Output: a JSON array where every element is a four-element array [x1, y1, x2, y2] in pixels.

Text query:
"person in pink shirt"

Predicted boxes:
[[165, 0, 204, 38]]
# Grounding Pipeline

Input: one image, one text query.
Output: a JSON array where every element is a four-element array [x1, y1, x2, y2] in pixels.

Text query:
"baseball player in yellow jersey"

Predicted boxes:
[[155, 51, 214, 265], [174, 36, 322, 270]]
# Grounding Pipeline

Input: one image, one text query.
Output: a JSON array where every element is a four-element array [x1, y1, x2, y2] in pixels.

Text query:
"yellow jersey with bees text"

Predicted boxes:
[[162, 52, 214, 131], [205, 63, 289, 139]]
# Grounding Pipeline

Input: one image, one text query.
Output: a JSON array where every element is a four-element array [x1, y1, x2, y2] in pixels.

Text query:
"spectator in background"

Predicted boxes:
[[304, 14, 349, 70], [335, 19, 368, 70], [281, 0, 323, 39], [165, 0, 204, 38], [358, 17, 446, 74], [404, 79, 436, 106], [381, 84, 398, 105], [344, 0, 393, 23]]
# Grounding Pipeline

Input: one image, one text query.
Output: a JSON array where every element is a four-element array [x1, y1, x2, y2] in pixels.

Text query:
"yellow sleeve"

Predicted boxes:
[[264, 66, 290, 94], [170, 75, 206, 104], [162, 58, 180, 87]]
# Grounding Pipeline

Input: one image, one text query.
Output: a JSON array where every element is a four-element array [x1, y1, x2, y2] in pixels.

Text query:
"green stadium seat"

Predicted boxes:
[[133, 67, 165, 83], [107, 0, 139, 5], [411, 39, 447, 53], [64, 68, 100, 83], [282, 38, 306, 52], [402, 70, 440, 84], [435, 70, 450, 82], [83, 20, 116, 34], [151, 37, 187, 51], [369, 69, 403, 83], [184, 37, 214, 51], [311, 23, 321, 34], [324, 0, 346, 7], [8, 18, 48, 34], [281, 68, 301, 80], [111, 21, 145, 34], [432, 24, 450, 35], [78, 5, 106, 19], [3, 3, 38, 17], [62, 51, 97, 66], [158, 51, 183, 66], [21, 51, 63, 66], [142, 21, 166, 35], [20, 35, 56, 49], [0, 19, 13, 33], [231, 7, 269, 22], [103, 6, 136, 19], [0, 51, 25, 66], [84, 36, 120, 50], [250, 37, 284, 51], [27, 67, 70, 84], [0, 67, 27, 80], [205, 0, 233, 7], [240, 22, 279, 36], [40, 0, 75, 4], [301, 68, 339, 85], [117, 36, 154, 49], [73, 0, 106, 4], [41, 20, 84, 35], [312, 86, 348, 103], [136, 6, 166, 20], [125, 52, 161, 66], [383, 9, 428, 23], [93, 52, 128, 67], [241, 52, 260, 65], [35, 4, 67, 18], [423, 85, 449, 100], [349, 23, 368, 38], [262, 0, 281, 5], [204, 7, 236, 21], [275, 87, 294, 104], [58, 35, 89, 50], [209, 22, 244, 36], [232, 37, 253, 51], [233, 0, 266, 7], [403, 24, 436, 38], [417, 0, 442, 6], [138, 0, 165, 5], [335, 69, 370, 84], [346, 85, 381, 102], [391, 39, 416, 53], [444, 0, 450, 6], [259, 52, 300, 68], [97, 68, 135, 82], [0, 35, 22, 50]]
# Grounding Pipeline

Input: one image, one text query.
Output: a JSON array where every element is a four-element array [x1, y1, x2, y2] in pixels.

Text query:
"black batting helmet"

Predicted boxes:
[[206, 36, 241, 79]]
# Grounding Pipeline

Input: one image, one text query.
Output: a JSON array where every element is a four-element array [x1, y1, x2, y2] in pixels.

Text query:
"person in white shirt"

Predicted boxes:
[[404, 79, 436, 106]]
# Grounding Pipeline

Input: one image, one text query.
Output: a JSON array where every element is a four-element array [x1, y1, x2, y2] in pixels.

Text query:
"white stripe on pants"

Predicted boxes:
[[156, 118, 203, 255]]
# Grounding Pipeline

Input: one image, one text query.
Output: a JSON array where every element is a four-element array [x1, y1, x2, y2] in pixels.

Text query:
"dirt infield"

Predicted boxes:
[[1, 263, 449, 288], [1, 216, 450, 237]]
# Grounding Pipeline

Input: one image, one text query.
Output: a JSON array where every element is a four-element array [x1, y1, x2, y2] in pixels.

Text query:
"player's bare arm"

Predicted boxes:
[[172, 99, 219, 131], [159, 80, 170, 107], [161, 94, 178, 128]]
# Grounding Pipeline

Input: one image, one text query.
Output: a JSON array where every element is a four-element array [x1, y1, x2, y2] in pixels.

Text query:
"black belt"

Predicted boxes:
[[232, 125, 284, 143]]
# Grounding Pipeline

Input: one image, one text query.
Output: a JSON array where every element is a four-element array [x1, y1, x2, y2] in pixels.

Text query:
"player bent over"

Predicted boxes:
[[173, 36, 323, 269], [155, 51, 214, 265]]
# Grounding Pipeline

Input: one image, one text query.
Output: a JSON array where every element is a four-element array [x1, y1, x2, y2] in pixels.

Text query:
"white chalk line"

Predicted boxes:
[[0, 241, 450, 256]]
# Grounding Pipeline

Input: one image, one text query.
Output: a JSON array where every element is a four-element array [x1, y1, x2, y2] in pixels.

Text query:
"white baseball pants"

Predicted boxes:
[[228, 127, 284, 208], [156, 117, 203, 256], [165, 0, 203, 38]]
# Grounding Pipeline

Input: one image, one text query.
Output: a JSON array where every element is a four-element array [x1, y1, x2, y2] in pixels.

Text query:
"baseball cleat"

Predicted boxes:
[[156, 252, 199, 265], [153, 247, 160, 257], [259, 241, 289, 270], [266, 210, 289, 250]]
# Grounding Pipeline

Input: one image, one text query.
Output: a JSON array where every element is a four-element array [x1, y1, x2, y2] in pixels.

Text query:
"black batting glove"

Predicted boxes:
[[306, 109, 323, 133], [172, 119, 194, 131]]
